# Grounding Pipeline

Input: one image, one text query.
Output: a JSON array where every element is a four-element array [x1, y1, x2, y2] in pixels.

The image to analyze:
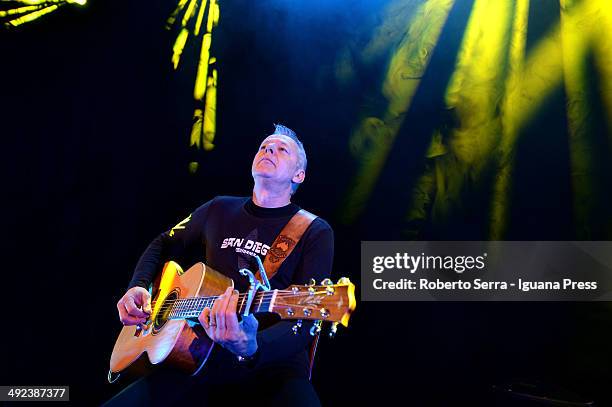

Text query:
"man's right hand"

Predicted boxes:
[[117, 287, 152, 326]]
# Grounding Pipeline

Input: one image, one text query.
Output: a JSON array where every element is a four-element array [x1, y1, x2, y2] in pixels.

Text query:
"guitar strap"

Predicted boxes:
[[255, 208, 318, 282], [255, 208, 320, 380]]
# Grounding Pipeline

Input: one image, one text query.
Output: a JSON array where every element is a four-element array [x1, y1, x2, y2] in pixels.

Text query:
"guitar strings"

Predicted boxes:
[[149, 289, 328, 307], [163, 299, 338, 319], [146, 290, 332, 314], [151, 291, 331, 312], [148, 289, 291, 307]]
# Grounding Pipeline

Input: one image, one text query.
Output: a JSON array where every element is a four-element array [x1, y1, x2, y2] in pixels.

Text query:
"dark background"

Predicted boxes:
[[2, 0, 612, 405]]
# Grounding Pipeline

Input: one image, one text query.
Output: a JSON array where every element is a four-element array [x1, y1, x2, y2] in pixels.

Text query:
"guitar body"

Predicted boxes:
[[110, 262, 233, 377], [109, 260, 355, 382]]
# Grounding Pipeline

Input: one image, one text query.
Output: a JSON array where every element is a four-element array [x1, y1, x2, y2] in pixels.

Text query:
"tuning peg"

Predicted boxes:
[[292, 320, 303, 335], [337, 277, 350, 285], [329, 322, 339, 338], [307, 278, 316, 286], [310, 320, 322, 336], [321, 278, 334, 295]]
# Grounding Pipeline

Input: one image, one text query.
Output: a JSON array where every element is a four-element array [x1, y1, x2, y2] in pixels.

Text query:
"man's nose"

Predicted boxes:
[[265, 145, 275, 154]]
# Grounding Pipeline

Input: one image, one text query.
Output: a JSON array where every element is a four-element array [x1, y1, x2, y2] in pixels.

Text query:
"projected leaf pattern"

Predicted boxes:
[[341, 0, 612, 240], [0, 0, 85, 28], [167, 0, 220, 173]]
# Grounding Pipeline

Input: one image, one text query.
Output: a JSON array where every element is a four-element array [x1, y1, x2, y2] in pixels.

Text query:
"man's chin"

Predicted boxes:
[[252, 169, 274, 179]]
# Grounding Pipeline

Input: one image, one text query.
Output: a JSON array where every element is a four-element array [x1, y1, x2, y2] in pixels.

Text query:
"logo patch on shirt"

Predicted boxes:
[[267, 235, 296, 263]]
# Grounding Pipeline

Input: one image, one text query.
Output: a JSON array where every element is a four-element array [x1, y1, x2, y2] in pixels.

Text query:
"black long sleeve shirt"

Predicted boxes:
[[128, 196, 334, 381]]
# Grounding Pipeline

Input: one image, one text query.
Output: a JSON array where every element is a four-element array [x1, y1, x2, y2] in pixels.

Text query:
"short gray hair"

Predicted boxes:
[[272, 123, 307, 194]]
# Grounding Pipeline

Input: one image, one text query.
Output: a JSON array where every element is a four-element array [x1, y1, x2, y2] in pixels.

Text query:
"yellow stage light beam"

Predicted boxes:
[[491, 25, 569, 241], [410, 0, 566, 239], [504, 29, 563, 133], [190, 108, 204, 148], [340, 0, 607, 236], [0, 0, 45, 4], [1, 0, 75, 4], [489, 0, 530, 239], [181, 0, 198, 27], [444, 0, 513, 170], [0, 4, 45, 17], [1, 0, 85, 27], [194, 0, 217, 101], [206, 0, 218, 33], [203, 68, 217, 151], [194, 0, 207, 35], [405, 0, 514, 234], [193, 32, 212, 99], [340, 0, 455, 224], [560, 0, 599, 238], [171, 0, 219, 161], [172, 28, 189, 70], [166, 0, 189, 29], [4, 4, 61, 27], [491, 0, 605, 240]]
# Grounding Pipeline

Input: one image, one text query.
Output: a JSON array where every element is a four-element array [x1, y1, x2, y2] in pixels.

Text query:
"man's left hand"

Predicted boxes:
[[198, 286, 259, 358]]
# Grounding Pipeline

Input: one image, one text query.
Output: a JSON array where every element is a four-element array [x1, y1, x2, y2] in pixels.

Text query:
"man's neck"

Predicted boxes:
[[252, 181, 292, 208]]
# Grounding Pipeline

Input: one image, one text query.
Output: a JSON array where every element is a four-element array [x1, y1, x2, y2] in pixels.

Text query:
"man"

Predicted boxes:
[[106, 124, 334, 406]]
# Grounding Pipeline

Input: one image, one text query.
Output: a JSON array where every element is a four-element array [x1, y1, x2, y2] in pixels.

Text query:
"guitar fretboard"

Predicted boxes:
[[165, 291, 277, 319]]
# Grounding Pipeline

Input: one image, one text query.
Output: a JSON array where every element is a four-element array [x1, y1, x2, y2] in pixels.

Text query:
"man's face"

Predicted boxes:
[[251, 134, 304, 187]]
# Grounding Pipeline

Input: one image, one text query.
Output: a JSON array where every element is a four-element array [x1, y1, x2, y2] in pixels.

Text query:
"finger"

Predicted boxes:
[[210, 293, 224, 334], [215, 287, 233, 336], [117, 300, 143, 325], [139, 291, 152, 314], [117, 300, 129, 321], [119, 302, 147, 326], [125, 297, 149, 318], [132, 290, 151, 315], [225, 290, 240, 334], [199, 307, 211, 329], [199, 307, 215, 338]]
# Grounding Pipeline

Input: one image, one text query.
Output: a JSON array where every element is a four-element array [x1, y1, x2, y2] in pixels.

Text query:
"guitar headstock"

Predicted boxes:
[[271, 277, 356, 327]]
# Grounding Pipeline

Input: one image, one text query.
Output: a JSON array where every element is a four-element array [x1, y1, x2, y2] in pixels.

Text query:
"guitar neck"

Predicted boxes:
[[155, 280, 355, 326], [164, 291, 276, 320]]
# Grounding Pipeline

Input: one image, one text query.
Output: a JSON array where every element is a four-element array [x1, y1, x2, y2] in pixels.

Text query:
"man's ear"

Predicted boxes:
[[292, 169, 305, 185]]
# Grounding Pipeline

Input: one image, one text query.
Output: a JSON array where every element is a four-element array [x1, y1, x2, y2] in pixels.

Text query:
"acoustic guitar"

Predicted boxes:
[[109, 261, 356, 380]]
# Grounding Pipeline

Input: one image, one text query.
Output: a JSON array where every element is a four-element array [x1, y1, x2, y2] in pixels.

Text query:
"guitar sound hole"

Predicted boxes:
[[153, 290, 179, 333]]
